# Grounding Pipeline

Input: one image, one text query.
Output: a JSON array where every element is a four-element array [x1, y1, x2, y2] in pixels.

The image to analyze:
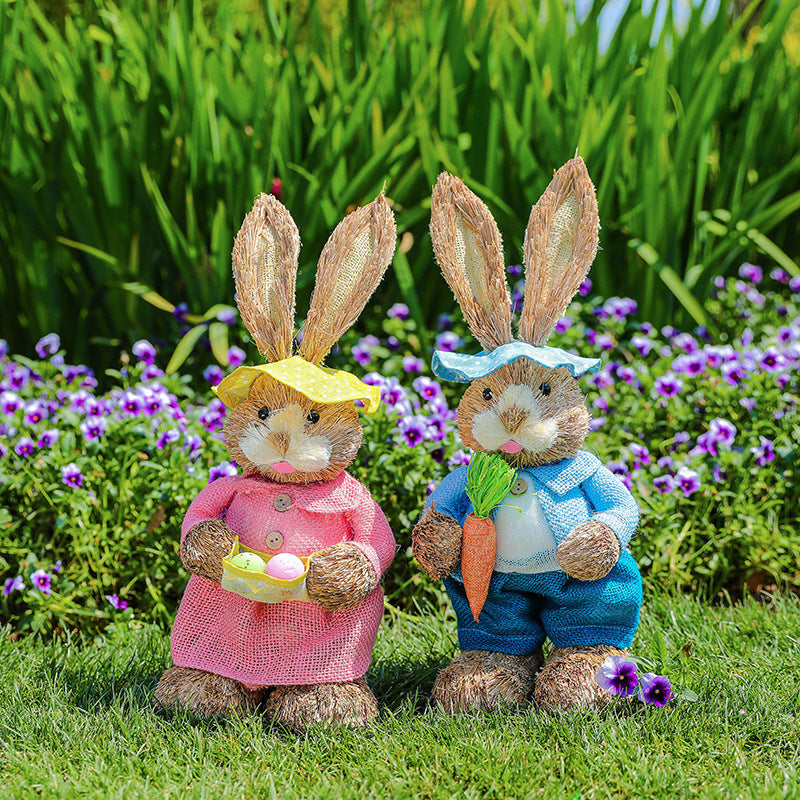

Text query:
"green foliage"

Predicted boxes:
[[2, 0, 800, 363], [1, 593, 799, 799]]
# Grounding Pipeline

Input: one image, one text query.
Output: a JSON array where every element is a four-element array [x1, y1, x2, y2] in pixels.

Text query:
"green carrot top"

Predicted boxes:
[[465, 451, 517, 519]]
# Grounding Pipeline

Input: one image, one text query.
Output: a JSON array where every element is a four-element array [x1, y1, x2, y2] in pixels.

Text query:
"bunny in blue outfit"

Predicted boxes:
[[412, 158, 647, 712], [425, 450, 642, 656]]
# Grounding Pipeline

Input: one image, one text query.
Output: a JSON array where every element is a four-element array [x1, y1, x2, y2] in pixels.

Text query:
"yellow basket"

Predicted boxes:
[[221, 539, 311, 603]]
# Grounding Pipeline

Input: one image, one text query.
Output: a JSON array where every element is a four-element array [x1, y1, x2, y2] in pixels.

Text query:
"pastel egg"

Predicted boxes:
[[265, 553, 305, 580], [230, 552, 267, 572]]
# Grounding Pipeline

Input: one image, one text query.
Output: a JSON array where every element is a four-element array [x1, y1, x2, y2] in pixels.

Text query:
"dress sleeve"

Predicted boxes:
[[180, 476, 241, 546], [346, 493, 396, 579], [580, 465, 640, 550]]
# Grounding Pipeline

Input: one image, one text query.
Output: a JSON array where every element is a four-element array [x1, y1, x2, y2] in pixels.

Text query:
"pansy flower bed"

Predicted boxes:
[[1, 265, 798, 635]]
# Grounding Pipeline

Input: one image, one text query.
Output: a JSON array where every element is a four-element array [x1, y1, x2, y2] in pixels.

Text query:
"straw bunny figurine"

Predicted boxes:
[[155, 192, 397, 731], [412, 158, 642, 713]]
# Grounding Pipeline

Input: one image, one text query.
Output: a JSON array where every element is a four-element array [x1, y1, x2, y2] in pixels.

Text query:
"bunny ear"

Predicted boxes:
[[232, 193, 300, 362], [430, 173, 513, 352], [298, 194, 396, 365], [518, 157, 599, 346]]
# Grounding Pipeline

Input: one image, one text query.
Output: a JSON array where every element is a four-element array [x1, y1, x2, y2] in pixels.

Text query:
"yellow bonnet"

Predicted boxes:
[[212, 355, 381, 414]]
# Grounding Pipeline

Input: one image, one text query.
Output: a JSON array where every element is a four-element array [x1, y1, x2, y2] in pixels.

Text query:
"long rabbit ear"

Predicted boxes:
[[430, 173, 513, 351], [232, 193, 300, 362], [298, 194, 396, 365], [518, 157, 599, 346]]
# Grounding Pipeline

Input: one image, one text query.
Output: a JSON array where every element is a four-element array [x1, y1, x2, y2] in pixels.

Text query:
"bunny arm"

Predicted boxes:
[[558, 465, 639, 581], [180, 477, 243, 583], [307, 494, 395, 611], [411, 506, 463, 580]]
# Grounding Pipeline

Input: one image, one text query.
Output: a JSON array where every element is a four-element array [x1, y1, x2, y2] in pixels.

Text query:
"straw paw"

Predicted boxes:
[[267, 678, 378, 732], [181, 519, 237, 584], [534, 645, 623, 711], [431, 649, 543, 713], [153, 666, 265, 718], [557, 520, 620, 582], [306, 543, 376, 611], [411, 505, 463, 580]]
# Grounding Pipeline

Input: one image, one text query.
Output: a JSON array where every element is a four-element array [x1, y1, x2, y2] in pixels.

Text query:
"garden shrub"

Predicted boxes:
[[1, 265, 798, 636]]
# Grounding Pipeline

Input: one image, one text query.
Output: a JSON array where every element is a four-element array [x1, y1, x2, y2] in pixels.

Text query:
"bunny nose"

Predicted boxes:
[[271, 432, 290, 454], [497, 406, 529, 435]]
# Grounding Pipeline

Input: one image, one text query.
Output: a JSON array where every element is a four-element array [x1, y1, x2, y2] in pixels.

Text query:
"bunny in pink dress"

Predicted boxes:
[[155, 192, 397, 731]]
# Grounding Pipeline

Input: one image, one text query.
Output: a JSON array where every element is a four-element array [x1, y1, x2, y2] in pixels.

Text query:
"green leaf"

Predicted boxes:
[[165, 324, 207, 375]]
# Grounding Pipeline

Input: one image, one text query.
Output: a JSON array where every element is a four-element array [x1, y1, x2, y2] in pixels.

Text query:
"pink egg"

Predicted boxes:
[[265, 553, 305, 580]]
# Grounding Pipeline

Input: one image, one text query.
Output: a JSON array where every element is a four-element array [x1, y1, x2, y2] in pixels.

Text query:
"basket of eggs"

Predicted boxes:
[[221, 539, 311, 603]]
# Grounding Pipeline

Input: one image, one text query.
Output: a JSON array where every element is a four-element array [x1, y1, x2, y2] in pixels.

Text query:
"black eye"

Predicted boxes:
[[482, 387, 493, 402], [539, 383, 551, 397], [306, 410, 320, 424], [257, 406, 270, 420]]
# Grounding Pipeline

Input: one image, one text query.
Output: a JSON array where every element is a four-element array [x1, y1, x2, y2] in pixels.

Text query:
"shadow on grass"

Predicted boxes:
[[36, 626, 451, 724]]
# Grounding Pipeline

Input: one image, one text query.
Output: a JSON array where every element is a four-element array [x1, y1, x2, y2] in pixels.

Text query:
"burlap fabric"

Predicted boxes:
[[171, 471, 394, 686]]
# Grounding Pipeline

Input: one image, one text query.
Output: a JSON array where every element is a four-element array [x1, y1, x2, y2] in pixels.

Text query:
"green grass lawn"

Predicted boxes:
[[2, 592, 799, 799]]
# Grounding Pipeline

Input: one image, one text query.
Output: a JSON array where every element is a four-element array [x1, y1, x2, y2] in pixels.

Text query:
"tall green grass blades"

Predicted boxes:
[[2, 0, 800, 360]]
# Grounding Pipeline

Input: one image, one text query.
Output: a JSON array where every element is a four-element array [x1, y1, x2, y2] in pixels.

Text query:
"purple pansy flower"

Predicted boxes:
[[105, 593, 128, 610], [23, 400, 49, 426], [3, 575, 25, 595], [631, 334, 655, 357], [676, 467, 701, 497], [397, 415, 428, 447], [402, 356, 424, 374], [80, 417, 108, 441], [156, 429, 181, 449], [738, 263, 763, 284], [387, 303, 410, 320], [435, 331, 462, 352], [654, 475, 676, 494], [37, 429, 60, 448], [352, 343, 372, 366], [555, 316, 572, 334], [596, 655, 638, 697], [132, 339, 156, 365], [31, 568, 52, 595], [209, 460, 238, 482], [227, 346, 246, 368], [751, 436, 775, 467], [203, 365, 225, 385], [14, 437, 36, 458], [35, 333, 61, 358], [61, 463, 83, 488], [412, 377, 441, 401], [0, 391, 20, 414], [654, 374, 683, 399], [579, 278, 592, 296], [638, 673, 672, 706], [216, 307, 237, 325]]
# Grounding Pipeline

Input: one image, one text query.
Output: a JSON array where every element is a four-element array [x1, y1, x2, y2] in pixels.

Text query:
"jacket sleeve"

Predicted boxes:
[[180, 476, 241, 546], [346, 494, 396, 579], [580, 464, 640, 550], [421, 466, 472, 526]]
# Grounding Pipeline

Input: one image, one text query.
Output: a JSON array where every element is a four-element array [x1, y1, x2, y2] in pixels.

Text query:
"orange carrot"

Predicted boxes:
[[461, 451, 516, 622], [461, 514, 497, 622]]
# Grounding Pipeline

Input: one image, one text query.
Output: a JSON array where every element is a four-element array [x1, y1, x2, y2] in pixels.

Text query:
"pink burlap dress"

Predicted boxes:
[[170, 470, 395, 687]]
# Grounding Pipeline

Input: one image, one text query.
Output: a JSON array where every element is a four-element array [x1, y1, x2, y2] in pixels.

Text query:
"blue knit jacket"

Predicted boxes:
[[425, 450, 639, 552]]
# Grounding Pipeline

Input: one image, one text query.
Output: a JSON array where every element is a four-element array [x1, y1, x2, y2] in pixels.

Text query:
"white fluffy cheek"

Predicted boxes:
[[284, 434, 332, 471], [472, 409, 514, 451], [471, 409, 559, 454], [238, 424, 332, 472], [239, 428, 281, 467]]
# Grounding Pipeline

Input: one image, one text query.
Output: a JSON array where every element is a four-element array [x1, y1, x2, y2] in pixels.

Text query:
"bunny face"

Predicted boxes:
[[456, 360, 590, 470], [224, 375, 362, 484]]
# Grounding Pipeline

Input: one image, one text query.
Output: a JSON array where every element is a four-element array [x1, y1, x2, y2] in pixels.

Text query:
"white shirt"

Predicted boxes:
[[491, 471, 560, 574]]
